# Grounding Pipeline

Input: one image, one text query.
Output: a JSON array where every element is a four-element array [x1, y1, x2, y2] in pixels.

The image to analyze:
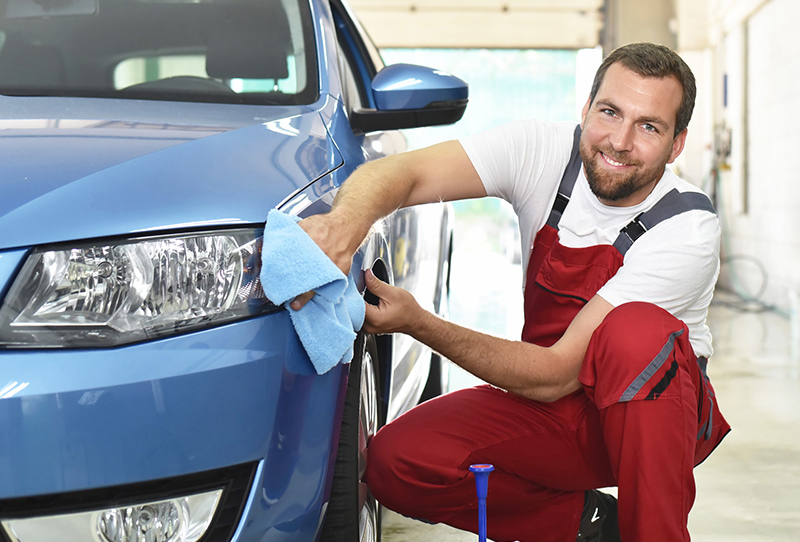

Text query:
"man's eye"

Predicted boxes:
[[602, 109, 616, 117], [642, 123, 658, 133]]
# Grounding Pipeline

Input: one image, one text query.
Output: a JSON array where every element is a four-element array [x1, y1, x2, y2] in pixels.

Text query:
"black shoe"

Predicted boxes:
[[576, 490, 621, 541]]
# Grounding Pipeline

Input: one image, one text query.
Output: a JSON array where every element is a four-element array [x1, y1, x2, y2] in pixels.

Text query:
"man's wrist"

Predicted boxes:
[[326, 208, 373, 257]]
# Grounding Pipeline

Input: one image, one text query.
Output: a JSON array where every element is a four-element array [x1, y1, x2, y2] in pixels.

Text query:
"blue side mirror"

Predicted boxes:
[[371, 63, 468, 111], [350, 64, 469, 133]]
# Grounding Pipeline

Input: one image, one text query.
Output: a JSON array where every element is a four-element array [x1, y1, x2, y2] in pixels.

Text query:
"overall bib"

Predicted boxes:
[[365, 127, 730, 542]]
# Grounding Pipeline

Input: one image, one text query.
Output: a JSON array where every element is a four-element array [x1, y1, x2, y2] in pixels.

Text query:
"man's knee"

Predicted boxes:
[[580, 302, 692, 407], [593, 302, 685, 362], [364, 422, 410, 510], [365, 404, 478, 521], [365, 417, 451, 515]]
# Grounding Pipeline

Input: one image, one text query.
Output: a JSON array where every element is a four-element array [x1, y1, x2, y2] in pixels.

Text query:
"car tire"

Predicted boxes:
[[421, 231, 452, 403], [320, 333, 382, 542]]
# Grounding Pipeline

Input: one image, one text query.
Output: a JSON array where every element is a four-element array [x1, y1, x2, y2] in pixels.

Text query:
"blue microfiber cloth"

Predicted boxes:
[[260, 209, 365, 374]]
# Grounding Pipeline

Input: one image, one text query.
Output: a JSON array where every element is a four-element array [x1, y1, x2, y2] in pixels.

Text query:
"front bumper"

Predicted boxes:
[[0, 310, 348, 541]]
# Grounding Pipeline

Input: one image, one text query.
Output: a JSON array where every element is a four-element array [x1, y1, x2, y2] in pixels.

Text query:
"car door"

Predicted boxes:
[[329, 0, 445, 422]]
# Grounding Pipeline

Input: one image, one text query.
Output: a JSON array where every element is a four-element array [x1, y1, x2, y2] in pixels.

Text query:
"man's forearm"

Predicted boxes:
[[362, 266, 609, 402], [328, 157, 416, 245], [409, 309, 582, 402], [300, 153, 427, 274], [294, 141, 486, 309], [362, 270, 583, 401], [296, 161, 401, 276], [301, 141, 487, 271]]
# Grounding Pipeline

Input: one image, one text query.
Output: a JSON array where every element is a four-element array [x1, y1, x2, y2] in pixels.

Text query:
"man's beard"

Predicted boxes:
[[580, 142, 667, 203]]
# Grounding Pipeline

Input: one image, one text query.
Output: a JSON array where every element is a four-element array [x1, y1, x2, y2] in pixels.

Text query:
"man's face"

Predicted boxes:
[[580, 63, 687, 207]]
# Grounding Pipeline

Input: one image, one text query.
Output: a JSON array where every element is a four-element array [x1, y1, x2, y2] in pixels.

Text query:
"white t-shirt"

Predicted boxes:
[[459, 118, 720, 358]]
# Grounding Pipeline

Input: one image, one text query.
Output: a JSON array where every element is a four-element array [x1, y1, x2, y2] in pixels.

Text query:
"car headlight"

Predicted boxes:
[[0, 228, 278, 348], [1, 489, 222, 542]]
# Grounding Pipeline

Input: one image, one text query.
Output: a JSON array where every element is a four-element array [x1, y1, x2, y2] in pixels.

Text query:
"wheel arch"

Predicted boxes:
[[434, 203, 455, 316], [356, 228, 393, 424]]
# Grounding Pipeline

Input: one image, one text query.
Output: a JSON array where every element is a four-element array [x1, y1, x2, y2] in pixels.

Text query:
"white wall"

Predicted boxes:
[[688, 0, 800, 313]]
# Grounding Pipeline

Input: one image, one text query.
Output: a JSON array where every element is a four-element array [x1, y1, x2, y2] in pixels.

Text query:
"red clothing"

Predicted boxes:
[[364, 223, 729, 541]]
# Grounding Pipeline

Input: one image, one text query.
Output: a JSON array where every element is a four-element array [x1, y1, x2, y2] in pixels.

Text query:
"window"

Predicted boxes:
[[0, 0, 317, 105]]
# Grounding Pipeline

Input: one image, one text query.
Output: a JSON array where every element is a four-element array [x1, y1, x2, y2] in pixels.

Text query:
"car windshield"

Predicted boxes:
[[0, 0, 317, 105]]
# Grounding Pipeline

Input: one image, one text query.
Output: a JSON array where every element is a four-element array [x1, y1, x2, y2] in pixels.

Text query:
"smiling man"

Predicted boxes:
[[580, 62, 686, 206], [300, 42, 730, 542]]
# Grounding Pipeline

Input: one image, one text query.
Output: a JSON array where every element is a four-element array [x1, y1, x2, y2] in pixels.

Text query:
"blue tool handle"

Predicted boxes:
[[470, 464, 494, 542]]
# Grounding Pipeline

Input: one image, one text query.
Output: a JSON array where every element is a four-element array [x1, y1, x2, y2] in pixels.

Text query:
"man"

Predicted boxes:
[[298, 42, 730, 541]]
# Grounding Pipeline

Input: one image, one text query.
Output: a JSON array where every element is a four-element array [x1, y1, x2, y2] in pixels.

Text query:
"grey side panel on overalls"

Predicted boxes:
[[618, 328, 685, 402]]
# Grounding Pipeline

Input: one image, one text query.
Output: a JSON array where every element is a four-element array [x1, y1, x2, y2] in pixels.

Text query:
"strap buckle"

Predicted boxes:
[[621, 212, 647, 243]]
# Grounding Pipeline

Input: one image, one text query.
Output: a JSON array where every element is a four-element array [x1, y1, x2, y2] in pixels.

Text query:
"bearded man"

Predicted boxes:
[[298, 42, 730, 542]]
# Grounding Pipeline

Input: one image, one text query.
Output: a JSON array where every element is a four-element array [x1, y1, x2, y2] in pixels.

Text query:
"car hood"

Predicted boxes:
[[0, 97, 342, 250]]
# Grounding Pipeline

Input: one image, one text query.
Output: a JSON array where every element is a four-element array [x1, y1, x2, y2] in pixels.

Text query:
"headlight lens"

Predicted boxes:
[[0, 228, 278, 348], [1, 489, 222, 542]]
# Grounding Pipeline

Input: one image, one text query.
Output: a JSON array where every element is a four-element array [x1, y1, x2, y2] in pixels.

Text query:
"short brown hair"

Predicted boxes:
[[589, 42, 696, 138]]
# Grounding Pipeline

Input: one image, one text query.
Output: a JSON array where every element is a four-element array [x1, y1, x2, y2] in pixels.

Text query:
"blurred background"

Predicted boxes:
[[355, 0, 800, 322]]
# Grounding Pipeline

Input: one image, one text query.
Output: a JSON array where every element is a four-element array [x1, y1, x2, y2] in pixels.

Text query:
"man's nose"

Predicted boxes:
[[609, 122, 635, 152]]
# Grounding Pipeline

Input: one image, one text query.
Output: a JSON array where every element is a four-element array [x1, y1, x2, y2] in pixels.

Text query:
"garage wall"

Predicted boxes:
[[697, 0, 800, 313], [603, 0, 677, 50]]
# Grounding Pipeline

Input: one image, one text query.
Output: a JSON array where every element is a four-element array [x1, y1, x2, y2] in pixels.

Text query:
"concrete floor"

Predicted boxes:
[[378, 216, 800, 541]]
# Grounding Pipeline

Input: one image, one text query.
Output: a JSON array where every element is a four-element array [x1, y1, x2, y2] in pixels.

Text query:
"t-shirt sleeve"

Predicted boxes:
[[598, 210, 721, 321]]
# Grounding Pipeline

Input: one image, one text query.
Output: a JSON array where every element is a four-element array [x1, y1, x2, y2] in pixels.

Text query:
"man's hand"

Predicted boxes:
[[297, 213, 357, 275], [289, 212, 363, 311], [362, 269, 422, 335]]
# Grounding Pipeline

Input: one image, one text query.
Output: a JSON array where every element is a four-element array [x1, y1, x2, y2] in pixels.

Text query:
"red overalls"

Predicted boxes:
[[364, 128, 730, 541]]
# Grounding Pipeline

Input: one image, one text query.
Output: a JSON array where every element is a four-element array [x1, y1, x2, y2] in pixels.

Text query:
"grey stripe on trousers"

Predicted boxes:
[[619, 328, 685, 402]]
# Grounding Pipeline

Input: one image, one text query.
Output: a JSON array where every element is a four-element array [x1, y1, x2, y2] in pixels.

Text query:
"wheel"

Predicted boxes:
[[320, 334, 383, 542], [419, 352, 449, 403], [421, 231, 452, 403]]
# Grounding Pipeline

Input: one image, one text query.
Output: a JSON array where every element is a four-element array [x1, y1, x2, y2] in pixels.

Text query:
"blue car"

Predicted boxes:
[[0, 0, 467, 540]]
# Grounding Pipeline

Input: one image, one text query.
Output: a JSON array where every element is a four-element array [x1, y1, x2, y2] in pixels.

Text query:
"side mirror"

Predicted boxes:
[[350, 64, 468, 133]]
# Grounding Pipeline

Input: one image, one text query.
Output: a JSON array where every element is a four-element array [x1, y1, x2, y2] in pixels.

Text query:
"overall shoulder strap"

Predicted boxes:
[[612, 188, 717, 256], [545, 124, 582, 230]]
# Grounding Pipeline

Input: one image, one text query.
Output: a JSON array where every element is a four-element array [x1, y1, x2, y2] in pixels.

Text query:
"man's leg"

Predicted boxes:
[[579, 302, 730, 542], [364, 385, 616, 542]]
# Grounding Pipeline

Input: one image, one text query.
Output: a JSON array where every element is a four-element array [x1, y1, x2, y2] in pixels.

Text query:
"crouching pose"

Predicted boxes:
[[298, 42, 730, 541]]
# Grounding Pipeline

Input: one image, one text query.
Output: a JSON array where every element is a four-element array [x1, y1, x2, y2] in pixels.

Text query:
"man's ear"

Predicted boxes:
[[668, 128, 688, 163], [580, 96, 592, 129]]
